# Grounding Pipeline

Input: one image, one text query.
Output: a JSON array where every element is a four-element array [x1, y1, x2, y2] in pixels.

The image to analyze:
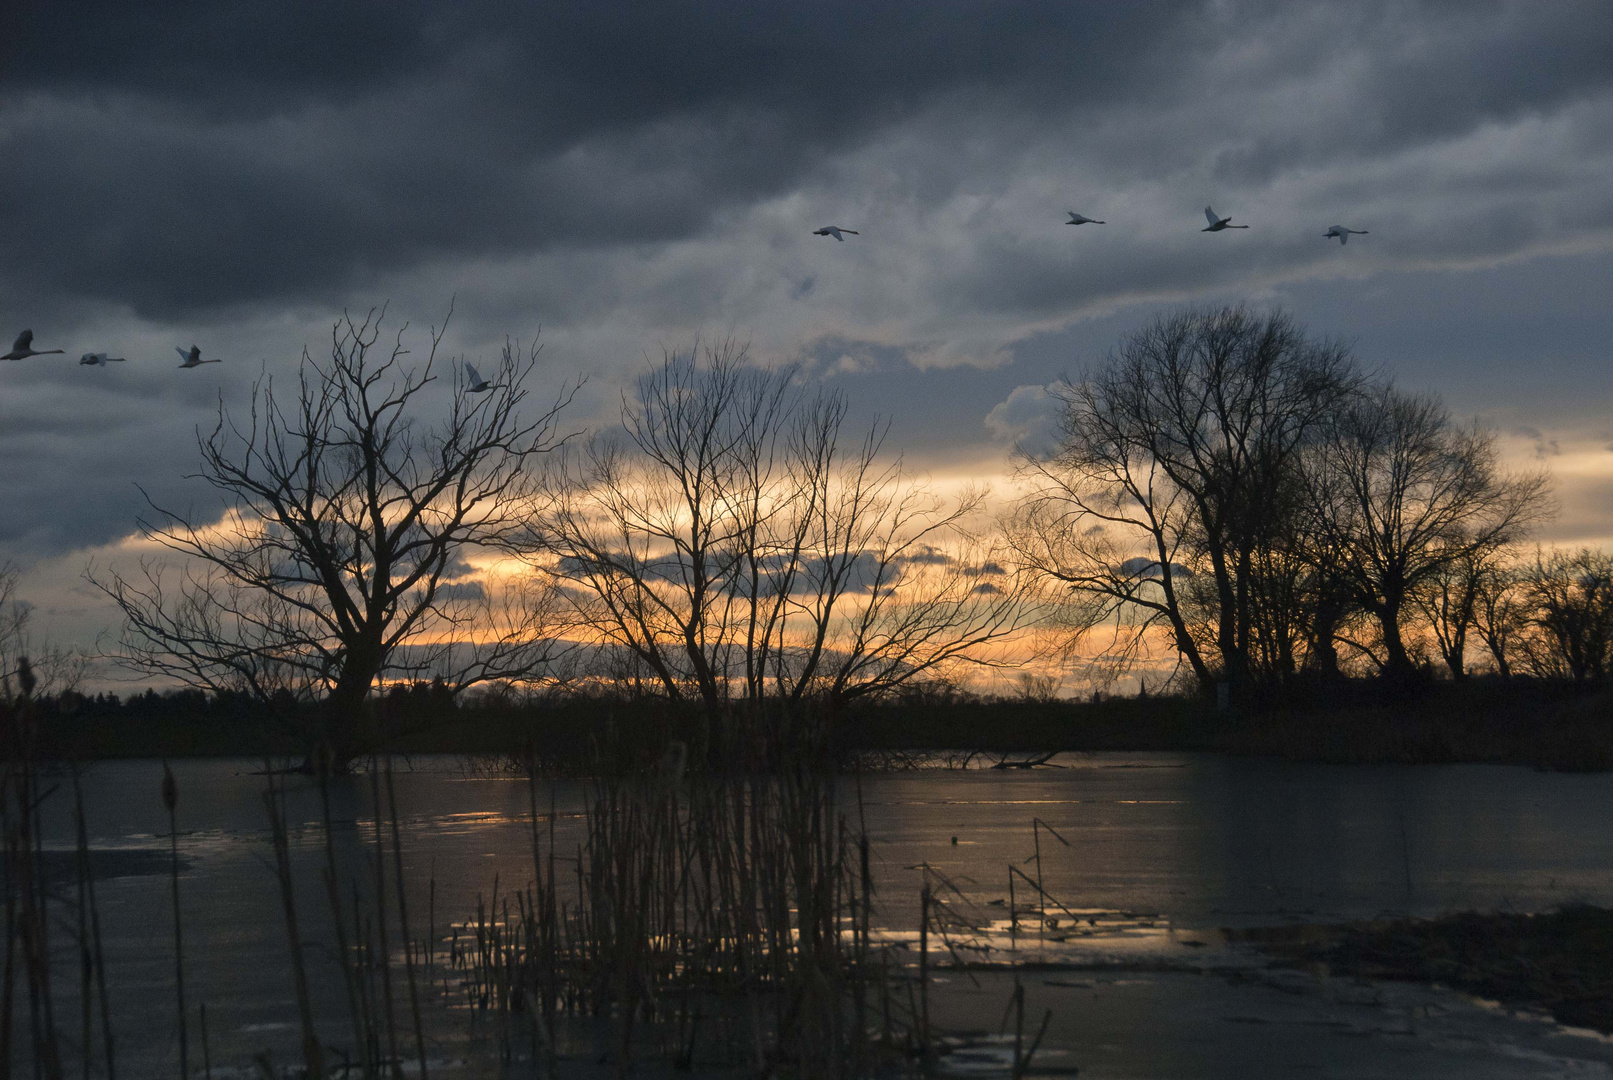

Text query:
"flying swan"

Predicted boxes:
[[176, 345, 222, 368], [1324, 225, 1368, 245], [2, 330, 65, 361], [1065, 212, 1106, 225], [813, 226, 859, 241], [464, 363, 500, 393], [1202, 206, 1249, 232]]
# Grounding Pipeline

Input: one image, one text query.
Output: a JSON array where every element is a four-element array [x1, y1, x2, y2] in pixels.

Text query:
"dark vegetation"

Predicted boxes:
[[1240, 905, 1613, 1034], [23, 674, 1613, 772], [1011, 306, 1561, 701]]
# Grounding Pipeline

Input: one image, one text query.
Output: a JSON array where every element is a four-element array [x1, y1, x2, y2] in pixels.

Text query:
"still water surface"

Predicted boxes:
[[33, 753, 1613, 1076]]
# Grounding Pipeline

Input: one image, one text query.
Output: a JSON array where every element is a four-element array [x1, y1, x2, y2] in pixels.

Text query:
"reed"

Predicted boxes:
[[383, 758, 429, 1080], [366, 762, 403, 1079], [317, 757, 375, 1079], [6, 707, 1088, 1078], [72, 768, 115, 1080], [200, 1002, 211, 1080], [3, 659, 64, 1079], [435, 718, 911, 1078], [160, 761, 187, 1080], [262, 762, 325, 1079]]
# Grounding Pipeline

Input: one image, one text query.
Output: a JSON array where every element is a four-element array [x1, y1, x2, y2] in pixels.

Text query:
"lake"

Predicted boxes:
[[23, 752, 1613, 1077]]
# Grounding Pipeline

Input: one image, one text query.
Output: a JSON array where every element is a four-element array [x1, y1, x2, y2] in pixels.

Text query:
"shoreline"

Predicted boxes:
[[27, 675, 1613, 772]]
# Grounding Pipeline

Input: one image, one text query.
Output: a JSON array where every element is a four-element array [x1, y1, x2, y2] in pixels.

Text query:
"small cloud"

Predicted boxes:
[[1118, 557, 1192, 580], [898, 545, 953, 566], [971, 582, 1003, 595], [434, 581, 487, 602], [442, 556, 477, 578], [832, 353, 864, 374], [1513, 425, 1561, 459], [985, 384, 1062, 459]]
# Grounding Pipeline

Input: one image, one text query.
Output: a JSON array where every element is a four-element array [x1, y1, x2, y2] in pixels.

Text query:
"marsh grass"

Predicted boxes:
[[3, 705, 1080, 1079], [438, 749, 899, 1077]]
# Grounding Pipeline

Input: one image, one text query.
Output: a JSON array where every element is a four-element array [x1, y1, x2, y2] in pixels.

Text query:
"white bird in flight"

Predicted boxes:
[[1324, 225, 1368, 245], [1065, 212, 1105, 225], [813, 226, 859, 241], [2, 330, 65, 361], [464, 363, 500, 393], [1202, 206, 1250, 232], [176, 345, 222, 368], [80, 352, 127, 366]]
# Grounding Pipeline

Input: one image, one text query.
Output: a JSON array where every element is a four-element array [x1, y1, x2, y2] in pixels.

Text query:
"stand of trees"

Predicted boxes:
[[89, 329, 1021, 766], [69, 303, 1606, 766], [1010, 306, 1556, 704]]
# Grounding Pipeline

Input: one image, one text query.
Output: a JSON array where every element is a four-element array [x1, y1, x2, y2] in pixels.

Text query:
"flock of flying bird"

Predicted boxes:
[[5, 206, 1366, 378], [0, 331, 228, 369], [817, 205, 1368, 240], [0, 332, 505, 393]]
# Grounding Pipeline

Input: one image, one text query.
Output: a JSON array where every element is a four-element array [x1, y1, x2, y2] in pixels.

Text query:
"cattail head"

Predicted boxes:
[[161, 761, 178, 813]]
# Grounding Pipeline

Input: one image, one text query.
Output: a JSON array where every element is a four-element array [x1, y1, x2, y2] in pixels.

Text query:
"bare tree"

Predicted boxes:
[[0, 564, 90, 702], [1521, 548, 1613, 683], [1008, 306, 1360, 701], [1471, 558, 1529, 678], [1410, 547, 1493, 679], [94, 311, 575, 767], [1303, 387, 1550, 680], [0, 563, 27, 701], [525, 343, 1023, 740]]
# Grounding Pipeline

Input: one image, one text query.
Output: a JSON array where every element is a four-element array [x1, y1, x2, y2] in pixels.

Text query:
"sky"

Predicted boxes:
[[2, 0, 1612, 674]]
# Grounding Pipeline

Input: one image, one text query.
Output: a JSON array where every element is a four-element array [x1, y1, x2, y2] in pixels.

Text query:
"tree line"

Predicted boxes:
[[5, 304, 1596, 768], [89, 314, 1022, 768], [1010, 306, 1604, 701]]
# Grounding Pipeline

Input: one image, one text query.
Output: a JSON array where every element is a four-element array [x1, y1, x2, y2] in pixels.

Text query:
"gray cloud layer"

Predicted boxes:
[[2, 0, 1612, 575], [5, 2, 1608, 318]]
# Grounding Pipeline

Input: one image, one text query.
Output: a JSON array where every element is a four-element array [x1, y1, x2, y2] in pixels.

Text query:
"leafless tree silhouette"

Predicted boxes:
[[94, 310, 575, 767], [1008, 306, 1360, 700], [524, 342, 1023, 743], [1521, 547, 1613, 682], [1303, 387, 1550, 680]]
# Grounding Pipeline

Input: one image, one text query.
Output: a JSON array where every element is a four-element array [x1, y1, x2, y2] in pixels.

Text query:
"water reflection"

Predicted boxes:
[[29, 753, 1613, 1075]]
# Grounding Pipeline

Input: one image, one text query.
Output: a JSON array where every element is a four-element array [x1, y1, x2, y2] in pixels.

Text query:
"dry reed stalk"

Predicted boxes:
[[71, 770, 91, 1080], [200, 1002, 211, 1080], [352, 886, 379, 1069], [383, 759, 429, 1079], [1015, 1008, 1052, 1080], [72, 773, 115, 1080], [161, 761, 186, 1080], [7, 662, 63, 1080], [3, 806, 15, 1079], [366, 762, 403, 1079], [262, 764, 326, 1080], [317, 764, 374, 1080], [919, 880, 931, 1061], [1011, 978, 1024, 1077]]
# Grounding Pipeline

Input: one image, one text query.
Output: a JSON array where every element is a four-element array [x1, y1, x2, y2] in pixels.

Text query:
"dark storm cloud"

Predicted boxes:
[[0, 2, 1183, 317], [9, 1, 1608, 320]]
